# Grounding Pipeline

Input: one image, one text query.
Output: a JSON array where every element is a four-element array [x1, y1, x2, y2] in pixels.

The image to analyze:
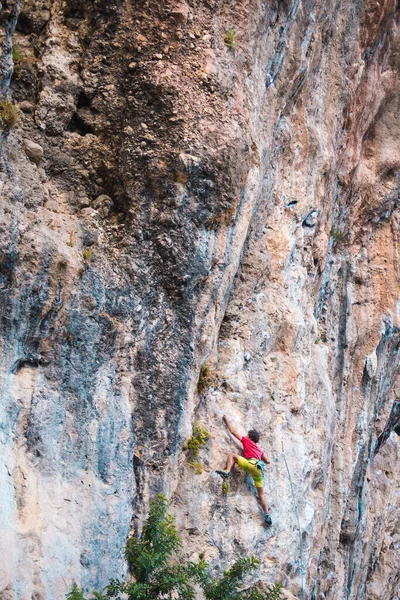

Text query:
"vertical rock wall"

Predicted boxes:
[[0, 1, 399, 599]]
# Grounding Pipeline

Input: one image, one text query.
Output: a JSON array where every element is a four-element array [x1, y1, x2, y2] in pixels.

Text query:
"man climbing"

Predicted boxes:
[[216, 415, 272, 526]]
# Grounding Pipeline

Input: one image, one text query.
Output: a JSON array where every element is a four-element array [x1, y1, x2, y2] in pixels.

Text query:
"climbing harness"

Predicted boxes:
[[247, 458, 266, 486], [248, 457, 265, 472], [281, 440, 305, 600]]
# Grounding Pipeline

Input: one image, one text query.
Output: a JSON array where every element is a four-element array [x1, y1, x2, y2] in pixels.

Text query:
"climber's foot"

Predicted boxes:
[[264, 513, 272, 527], [216, 470, 230, 480]]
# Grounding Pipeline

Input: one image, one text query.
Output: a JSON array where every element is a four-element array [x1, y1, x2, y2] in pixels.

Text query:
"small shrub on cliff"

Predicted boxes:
[[0, 99, 18, 129], [186, 422, 210, 474], [82, 246, 95, 265], [224, 28, 237, 48], [203, 557, 282, 600], [187, 422, 210, 458], [198, 363, 219, 394], [65, 495, 282, 600], [100, 494, 206, 600], [12, 45, 35, 80], [330, 226, 346, 242], [12, 46, 23, 63], [12, 46, 23, 79], [65, 584, 85, 600], [265, 584, 283, 600], [189, 459, 203, 474]]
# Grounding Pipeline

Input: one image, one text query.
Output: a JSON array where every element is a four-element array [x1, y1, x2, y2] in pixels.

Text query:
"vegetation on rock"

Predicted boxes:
[[83, 247, 95, 266], [12, 46, 23, 79], [224, 29, 237, 48], [186, 422, 210, 474], [187, 423, 210, 458], [330, 226, 347, 242], [0, 99, 18, 128], [198, 364, 219, 394], [66, 494, 281, 600], [66, 583, 85, 600], [203, 558, 282, 600]]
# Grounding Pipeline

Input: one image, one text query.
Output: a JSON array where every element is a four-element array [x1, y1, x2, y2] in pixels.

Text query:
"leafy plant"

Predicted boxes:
[[112, 494, 206, 600], [12, 45, 35, 80], [222, 480, 229, 495], [66, 583, 85, 600], [185, 421, 208, 469], [65, 495, 282, 600], [224, 28, 237, 48], [12, 46, 23, 62], [186, 423, 210, 474], [314, 325, 327, 345], [188, 460, 203, 474], [330, 226, 346, 242], [82, 247, 94, 265], [198, 364, 219, 394], [238, 583, 283, 600], [265, 584, 283, 600], [0, 99, 18, 129], [187, 423, 209, 457], [202, 556, 277, 600], [12, 46, 23, 79]]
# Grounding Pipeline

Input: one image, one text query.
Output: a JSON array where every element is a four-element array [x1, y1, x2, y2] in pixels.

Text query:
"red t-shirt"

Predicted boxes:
[[241, 436, 263, 460]]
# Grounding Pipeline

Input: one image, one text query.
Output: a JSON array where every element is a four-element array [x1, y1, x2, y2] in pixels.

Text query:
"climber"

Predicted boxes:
[[216, 415, 272, 526]]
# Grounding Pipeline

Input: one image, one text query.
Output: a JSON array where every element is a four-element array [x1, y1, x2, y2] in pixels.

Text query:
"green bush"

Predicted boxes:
[[224, 28, 237, 48], [198, 364, 219, 394], [188, 460, 203, 474], [65, 495, 282, 600], [12, 46, 23, 63], [186, 423, 210, 474], [0, 99, 18, 128], [330, 226, 346, 241], [202, 557, 282, 600], [12, 46, 23, 80], [82, 247, 95, 265], [187, 423, 210, 458], [204, 557, 258, 599], [12, 45, 35, 80], [107, 494, 205, 600], [265, 584, 283, 600], [65, 583, 85, 600]]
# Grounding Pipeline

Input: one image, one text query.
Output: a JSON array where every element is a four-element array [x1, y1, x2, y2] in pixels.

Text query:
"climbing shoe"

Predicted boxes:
[[264, 513, 272, 527], [216, 470, 230, 480]]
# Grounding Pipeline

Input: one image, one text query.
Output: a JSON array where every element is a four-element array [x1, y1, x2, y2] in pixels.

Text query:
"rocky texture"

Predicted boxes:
[[0, 1, 399, 599], [22, 138, 43, 163]]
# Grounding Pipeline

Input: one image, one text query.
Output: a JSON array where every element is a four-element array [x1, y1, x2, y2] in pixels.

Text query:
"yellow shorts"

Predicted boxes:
[[237, 457, 264, 488]]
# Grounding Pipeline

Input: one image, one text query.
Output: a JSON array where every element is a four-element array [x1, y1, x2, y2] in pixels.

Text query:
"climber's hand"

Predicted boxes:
[[261, 453, 270, 465], [223, 417, 242, 441]]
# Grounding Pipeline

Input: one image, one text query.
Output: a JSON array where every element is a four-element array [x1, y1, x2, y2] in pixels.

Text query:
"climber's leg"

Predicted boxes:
[[216, 453, 239, 479], [256, 487, 272, 526], [256, 487, 268, 513], [225, 452, 239, 472]]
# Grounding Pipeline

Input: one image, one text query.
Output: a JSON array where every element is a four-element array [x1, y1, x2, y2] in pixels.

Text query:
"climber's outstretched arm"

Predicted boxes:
[[261, 452, 270, 465], [223, 415, 242, 441]]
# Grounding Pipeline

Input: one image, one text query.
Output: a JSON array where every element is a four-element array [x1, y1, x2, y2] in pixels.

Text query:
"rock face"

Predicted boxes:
[[0, 1, 399, 599], [22, 138, 43, 163]]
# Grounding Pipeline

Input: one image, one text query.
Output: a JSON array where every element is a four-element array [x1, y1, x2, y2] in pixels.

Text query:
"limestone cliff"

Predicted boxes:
[[0, 1, 399, 599]]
